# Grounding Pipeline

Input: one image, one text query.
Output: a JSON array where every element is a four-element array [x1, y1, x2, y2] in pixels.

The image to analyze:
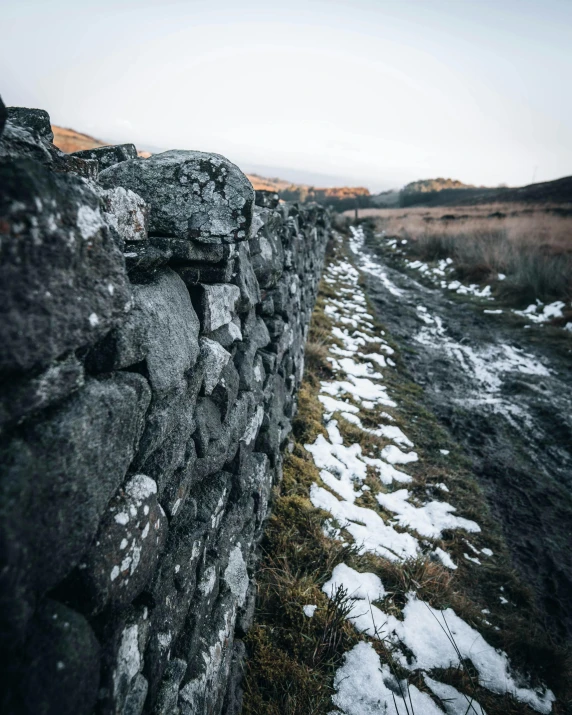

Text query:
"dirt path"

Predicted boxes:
[[352, 226, 572, 643]]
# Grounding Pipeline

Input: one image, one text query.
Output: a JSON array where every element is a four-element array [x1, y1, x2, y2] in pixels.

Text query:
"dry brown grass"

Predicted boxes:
[[371, 204, 572, 304]]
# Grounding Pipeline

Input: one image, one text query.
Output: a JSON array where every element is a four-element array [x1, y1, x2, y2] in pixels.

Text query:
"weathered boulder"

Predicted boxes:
[[0, 373, 150, 645], [87, 268, 200, 396], [0, 159, 131, 375], [77, 474, 168, 613], [99, 151, 254, 243], [6, 106, 54, 142]]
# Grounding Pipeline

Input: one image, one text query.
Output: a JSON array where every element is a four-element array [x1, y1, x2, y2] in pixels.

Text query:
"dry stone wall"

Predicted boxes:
[[0, 100, 332, 715]]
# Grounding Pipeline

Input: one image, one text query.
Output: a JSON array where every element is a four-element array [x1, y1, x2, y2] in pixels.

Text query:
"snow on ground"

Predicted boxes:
[[412, 299, 550, 426], [324, 564, 555, 714], [305, 230, 555, 714], [331, 642, 446, 715], [376, 488, 481, 539], [375, 228, 571, 329], [513, 300, 567, 324], [423, 674, 488, 715]]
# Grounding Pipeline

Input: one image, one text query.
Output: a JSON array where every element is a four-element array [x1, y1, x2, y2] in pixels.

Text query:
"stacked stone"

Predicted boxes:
[[0, 100, 331, 715]]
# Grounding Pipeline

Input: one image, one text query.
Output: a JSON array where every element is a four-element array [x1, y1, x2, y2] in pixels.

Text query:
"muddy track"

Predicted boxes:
[[352, 229, 572, 643]]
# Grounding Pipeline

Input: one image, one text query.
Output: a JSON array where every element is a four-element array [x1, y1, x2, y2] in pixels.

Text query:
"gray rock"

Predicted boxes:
[[4, 599, 100, 715], [160, 440, 197, 519], [152, 659, 187, 715], [99, 150, 254, 244], [254, 189, 280, 209], [123, 242, 172, 279], [221, 641, 246, 715], [135, 390, 197, 496], [78, 474, 167, 613], [6, 106, 54, 142], [101, 609, 151, 715], [0, 373, 151, 645], [232, 241, 261, 312], [122, 673, 149, 715], [190, 283, 240, 333], [72, 143, 138, 171], [0, 114, 98, 179], [0, 95, 6, 138], [101, 186, 149, 243], [233, 316, 270, 390], [150, 237, 226, 263], [199, 338, 231, 395], [140, 269, 200, 396], [0, 354, 85, 429], [203, 317, 242, 349], [175, 257, 234, 287], [178, 591, 238, 715], [0, 159, 131, 375], [194, 397, 223, 457], [86, 268, 199, 389], [210, 360, 240, 422]]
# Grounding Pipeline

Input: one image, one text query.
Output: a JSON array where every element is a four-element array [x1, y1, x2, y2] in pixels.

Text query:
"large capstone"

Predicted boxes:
[[99, 150, 255, 244]]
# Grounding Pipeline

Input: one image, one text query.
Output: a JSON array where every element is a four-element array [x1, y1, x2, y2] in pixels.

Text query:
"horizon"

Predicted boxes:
[[3, 0, 571, 192]]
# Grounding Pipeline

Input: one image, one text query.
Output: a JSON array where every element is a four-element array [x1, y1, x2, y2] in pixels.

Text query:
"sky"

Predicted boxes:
[[2, 0, 571, 191]]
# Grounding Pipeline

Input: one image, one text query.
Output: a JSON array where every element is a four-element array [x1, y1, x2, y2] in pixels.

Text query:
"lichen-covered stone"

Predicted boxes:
[[0, 159, 131, 374], [78, 474, 167, 613], [1, 111, 98, 178], [99, 150, 254, 244], [6, 106, 54, 142]]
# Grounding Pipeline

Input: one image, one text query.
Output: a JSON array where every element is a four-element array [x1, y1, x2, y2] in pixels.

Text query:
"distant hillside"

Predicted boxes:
[[402, 177, 475, 194], [400, 176, 572, 207], [52, 126, 107, 153]]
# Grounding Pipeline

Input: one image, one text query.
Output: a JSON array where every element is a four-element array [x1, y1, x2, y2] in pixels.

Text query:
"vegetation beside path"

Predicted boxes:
[[242, 233, 570, 715]]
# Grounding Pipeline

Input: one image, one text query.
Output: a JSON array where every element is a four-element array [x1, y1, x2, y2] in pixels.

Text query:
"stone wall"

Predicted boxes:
[[0, 100, 332, 715]]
